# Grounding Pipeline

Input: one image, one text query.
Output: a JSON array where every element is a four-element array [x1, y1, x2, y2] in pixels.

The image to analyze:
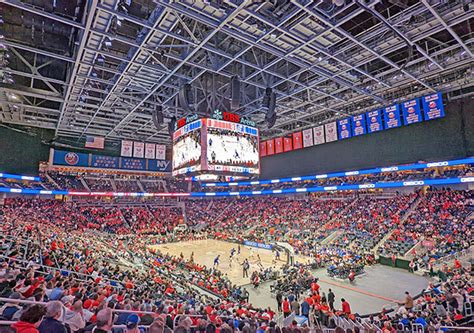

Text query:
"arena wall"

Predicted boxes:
[[0, 126, 53, 175], [261, 96, 474, 178]]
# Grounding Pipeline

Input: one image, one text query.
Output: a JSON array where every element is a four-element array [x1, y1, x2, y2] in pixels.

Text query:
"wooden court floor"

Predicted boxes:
[[148, 239, 310, 286]]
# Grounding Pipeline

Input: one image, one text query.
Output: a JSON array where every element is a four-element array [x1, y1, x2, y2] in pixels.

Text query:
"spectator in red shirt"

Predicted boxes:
[[282, 297, 291, 318], [341, 298, 351, 315]]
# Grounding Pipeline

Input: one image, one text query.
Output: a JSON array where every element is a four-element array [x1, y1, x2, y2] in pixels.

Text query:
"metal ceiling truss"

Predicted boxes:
[[0, 0, 472, 146]]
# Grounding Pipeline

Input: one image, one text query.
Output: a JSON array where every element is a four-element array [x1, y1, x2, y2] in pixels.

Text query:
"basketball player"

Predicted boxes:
[[213, 255, 220, 268]]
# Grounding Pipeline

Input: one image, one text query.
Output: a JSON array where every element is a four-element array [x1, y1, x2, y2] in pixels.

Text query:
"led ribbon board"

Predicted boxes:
[[200, 157, 474, 187], [0, 177, 472, 197]]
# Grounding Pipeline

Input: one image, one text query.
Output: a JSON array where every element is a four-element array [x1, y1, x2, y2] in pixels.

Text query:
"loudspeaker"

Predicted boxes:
[[168, 116, 176, 136], [231, 75, 241, 110], [178, 83, 193, 113], [262, 87, 272, 109], [266, 112, 277, 129], [152, 106, 164, 130]]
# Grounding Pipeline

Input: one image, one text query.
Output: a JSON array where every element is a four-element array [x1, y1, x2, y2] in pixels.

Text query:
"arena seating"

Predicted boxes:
[[0, 191, 471, 332], [0, 167, 472, 332]]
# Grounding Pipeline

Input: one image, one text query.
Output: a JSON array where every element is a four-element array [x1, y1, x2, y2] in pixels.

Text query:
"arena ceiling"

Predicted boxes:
[[0, 0, 473, 146]]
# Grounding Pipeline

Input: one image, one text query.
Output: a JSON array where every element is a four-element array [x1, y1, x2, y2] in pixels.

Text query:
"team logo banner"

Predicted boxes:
[[292, 132, 302, 150], [145, 143, 156, 159], [401, 98, 422, 125], [53, 150, 89, 167], [383, 104, 401, 129], [266, 139, 275, 155], [337, 118, 351, 140], [351, 114, 366, 136], [366, 110, 383, 133], [260, 142, 267, 157], [324, 122, 337, 142], [422, 93, 445, 120], [148, 160, 171, 172], [121, 140, 133, 157], [302, 128, 314, 147], [275, 137, 283, 154], [283, 137, 293, 152], [313, 125, 325, 145], [155, 144, 166, 160], [133, 142, 145, 158]]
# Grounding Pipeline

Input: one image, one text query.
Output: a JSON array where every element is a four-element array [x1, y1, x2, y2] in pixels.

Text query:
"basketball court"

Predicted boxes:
[[148, 239, 311, 286]]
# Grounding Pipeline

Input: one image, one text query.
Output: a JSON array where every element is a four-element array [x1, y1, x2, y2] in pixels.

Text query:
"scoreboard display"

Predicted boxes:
[[172, 115, 260, 177]]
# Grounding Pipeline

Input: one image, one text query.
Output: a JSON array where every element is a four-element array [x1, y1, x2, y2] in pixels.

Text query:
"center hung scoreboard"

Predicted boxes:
[[172, 110, 260, 177]]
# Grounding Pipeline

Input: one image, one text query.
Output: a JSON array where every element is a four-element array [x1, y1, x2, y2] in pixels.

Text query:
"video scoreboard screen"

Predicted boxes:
[[172, 120, 202, 175], [205, 119, 259, 175], [172, 117, 260, 176]]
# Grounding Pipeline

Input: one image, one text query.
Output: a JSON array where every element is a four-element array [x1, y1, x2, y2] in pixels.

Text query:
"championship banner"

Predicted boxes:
[[260, 142, 267, 157], [266, 139, 275, 155], [302, 128, 314, 147], [351, 114, 366, 136], [155, 144, 166, 160], [283, 137, 293, 152], [292, 132, 302, 150], [337, 118, 351, 140], [383, 104, 401, 129], [422, 93, 445, 121], [275, 137, 283, 154], [401, 98, 422, 125], [145, 143, 156, 160], [313, 125, 325, 145], [121, 140, 133, 157], [366, 110, 383, 133], [133, 142, 145, 158], [324, 122, 337, 143]]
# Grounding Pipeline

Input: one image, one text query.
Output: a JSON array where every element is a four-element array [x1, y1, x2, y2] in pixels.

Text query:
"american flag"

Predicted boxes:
[[85, 136, 105, 149]]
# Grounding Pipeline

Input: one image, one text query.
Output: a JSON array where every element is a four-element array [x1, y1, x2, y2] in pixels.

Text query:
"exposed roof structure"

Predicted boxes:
[[0, 0, 472, 146]]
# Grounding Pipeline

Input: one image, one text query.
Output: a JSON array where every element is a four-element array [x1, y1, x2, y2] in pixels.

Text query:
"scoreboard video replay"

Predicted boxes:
[[172, 110, 260, 177]]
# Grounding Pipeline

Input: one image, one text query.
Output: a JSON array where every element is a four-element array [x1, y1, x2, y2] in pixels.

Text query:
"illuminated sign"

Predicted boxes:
[[211, 109, 256, 127]]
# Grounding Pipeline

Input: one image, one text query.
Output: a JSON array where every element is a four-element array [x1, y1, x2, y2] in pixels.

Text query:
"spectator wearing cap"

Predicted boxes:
[[11, 304, 46, 333], [125, 313, 144, 333], [38, 301, 68, 333]]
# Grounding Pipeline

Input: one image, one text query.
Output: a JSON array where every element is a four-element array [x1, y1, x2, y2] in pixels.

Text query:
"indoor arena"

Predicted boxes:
[[0, 1, 472, 333]]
